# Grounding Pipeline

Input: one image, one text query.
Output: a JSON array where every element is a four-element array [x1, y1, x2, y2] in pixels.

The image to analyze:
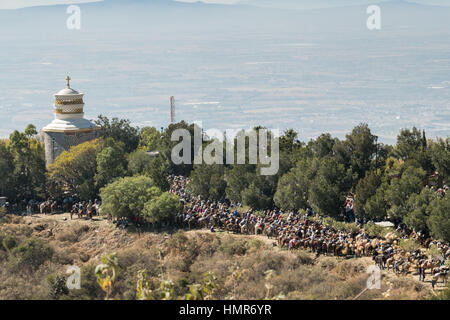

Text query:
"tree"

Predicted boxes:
[[99, 175, 161, 219], [274, 166, 309, 211], [354, 171, 381, 219], [392, 127, 432, 173], [393, 127, 422, 161], [241, 182, 272, 209], [363, 188, 387, 221], [139, 126, 161, 152], [385, 165, 427, 221], [332, 139, 352, 170], [95, 115, 139, 153], [146, 156, 171, 191], [404, 187, 435, 234], [47, 139, 101, 199], [0, 140, 15, 199], [8, 125, 46, 201], [24, 124, 38, 137], [279, 128, 299, 154], [308, 157, 354, 217], [427, 195, 450, 242], [143, 192, 182, 224], [307, 133, 336, 159], [345, 123, 377, 179], [128, 150, 152, 176], [95, 138, 128, 189], [430, 137, 450, 185], [224, 164, 255, 203], [188, 164, 226, 202]]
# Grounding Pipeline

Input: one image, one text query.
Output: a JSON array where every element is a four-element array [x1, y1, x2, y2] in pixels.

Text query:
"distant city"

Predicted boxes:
[[0, 0, 449, 144]]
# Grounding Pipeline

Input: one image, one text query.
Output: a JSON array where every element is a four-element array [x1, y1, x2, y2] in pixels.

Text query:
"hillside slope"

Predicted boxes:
[[0, 212, 440, 300]]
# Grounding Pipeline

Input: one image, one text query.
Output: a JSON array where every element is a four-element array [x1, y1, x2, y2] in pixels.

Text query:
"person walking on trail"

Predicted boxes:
[[431, 272, 439, 290], [418, 265, 423, 282], [421, 264, 426, 282]]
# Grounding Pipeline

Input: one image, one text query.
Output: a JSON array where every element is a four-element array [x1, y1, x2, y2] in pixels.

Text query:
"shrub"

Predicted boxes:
[[365, 223, 390, 238], [166, 231, 190, 254], [9, 237, 54, 272], [398, 239, 421, 252], [55, 223, 89, 242], [219, 237, 247, 256], [2, 234, 17, 251], [100, 175, 161, 219], [47, 274, 69, 300], [430, 283, 450, 300], [246, 239, 264, 251], [143, 192, 182, 224]]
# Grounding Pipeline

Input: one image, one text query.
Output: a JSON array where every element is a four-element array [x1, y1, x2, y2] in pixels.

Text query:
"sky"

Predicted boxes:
[[2, 0, 450, 10], [0, 0, 101, 9], [1, 0, 449, 142]]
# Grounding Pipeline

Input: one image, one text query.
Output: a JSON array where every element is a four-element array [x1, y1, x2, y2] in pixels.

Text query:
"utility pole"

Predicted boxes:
[[170, 96, 175, 123]]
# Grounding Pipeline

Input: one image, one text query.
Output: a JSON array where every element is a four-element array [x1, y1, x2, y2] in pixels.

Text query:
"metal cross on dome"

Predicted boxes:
[[66, 75, 71, 88]]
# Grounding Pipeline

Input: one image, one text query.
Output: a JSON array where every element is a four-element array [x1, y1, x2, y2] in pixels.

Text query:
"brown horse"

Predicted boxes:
[[254, 222, 264, 235]]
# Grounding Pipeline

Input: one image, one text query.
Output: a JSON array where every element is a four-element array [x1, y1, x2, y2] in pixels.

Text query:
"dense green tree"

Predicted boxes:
[[430, 137, 450, 185], [188, 164, 226, 202], [241, 182, 272, 209], [0, 141, 15, 199], [309, 157, 355, 217], [95, 138, 128, 189], [279, 128, 300, 155], [274, 166, 309, 211], [100, 175, 161, 219], [404, 187, 435, 234], [143, 192, 182, 224], [145, 156, 171, 191], [128, 150, 152, 176], [224, 164, 255, 203], [354, 171, 381, 218], [95, 115, 140, 153], [363, 188, 387, 221], [8, 125, 46, 200], [345, 123, 377, 179], [332, 139, 352, 170], [385, 165, 427, 221], [393, 127, 423, 161], [427, 195, 450, 242], [392, 127, 432, 173], [307, 133, 336, 159], [158, 121, 200, 177], [139, 126, 161, 152]]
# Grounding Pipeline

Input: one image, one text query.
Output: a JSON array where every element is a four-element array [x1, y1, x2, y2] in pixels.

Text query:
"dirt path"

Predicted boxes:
[[21, 212, 109, 227], [185, 229, 446, 293], [18, 213, 447, 294]]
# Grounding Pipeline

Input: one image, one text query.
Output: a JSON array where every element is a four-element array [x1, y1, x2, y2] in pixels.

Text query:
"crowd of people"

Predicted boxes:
[[169, 175, 449, 288], [0, 196, 101, 220], [1, 175, 448, 288]]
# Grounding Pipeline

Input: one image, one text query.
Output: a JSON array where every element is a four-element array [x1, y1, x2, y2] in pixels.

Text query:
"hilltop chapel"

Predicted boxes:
[[42, 76, 100, 165]]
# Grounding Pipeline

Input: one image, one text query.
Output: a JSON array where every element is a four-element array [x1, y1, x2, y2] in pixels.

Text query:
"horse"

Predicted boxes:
[[50, 201, 59, 213], [40, 201, 51, 214], [254, 222, 264, 235], [373, 254, 385, 270], [263, 225, 276, 239], [386, 256, 395, 271], [278, 234, 289, 248]]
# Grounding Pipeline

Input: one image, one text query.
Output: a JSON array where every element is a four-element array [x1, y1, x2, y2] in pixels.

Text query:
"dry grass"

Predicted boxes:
[[55, 223, 90, 242], [0, 215, 436, 300]]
